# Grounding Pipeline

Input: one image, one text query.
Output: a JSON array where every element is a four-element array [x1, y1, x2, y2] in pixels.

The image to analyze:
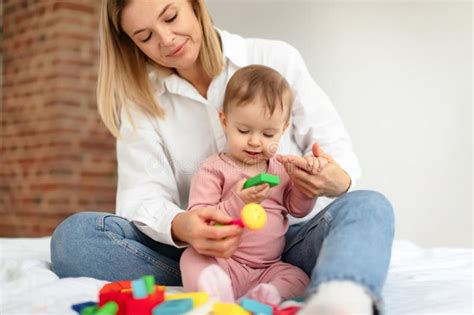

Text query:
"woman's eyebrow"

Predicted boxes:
[[132, 3, 173, 36]]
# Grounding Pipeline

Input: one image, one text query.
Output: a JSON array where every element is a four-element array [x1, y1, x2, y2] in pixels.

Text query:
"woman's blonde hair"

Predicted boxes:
[[97, 0, 223, 138]]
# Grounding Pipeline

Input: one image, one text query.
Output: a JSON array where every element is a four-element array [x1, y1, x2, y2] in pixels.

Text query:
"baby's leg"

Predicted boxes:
[[251, 261, 309, 303], [180, 247, 234, 302], [245, 282, 282, 305]]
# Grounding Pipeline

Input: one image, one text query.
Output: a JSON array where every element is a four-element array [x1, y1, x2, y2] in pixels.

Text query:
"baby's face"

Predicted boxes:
[[220, 99, 289, 166]]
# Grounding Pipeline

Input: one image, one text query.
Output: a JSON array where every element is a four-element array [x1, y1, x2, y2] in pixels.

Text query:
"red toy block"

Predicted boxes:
[[95, 278, 166, 315], [274, 306, 300, 315], [99, 291, 133, 315], [100, 281, 131, 294], [124, 289, 164, 315]]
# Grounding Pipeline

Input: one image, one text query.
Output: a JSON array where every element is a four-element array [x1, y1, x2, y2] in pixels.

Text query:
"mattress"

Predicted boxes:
[[0, 237, 472, 314]]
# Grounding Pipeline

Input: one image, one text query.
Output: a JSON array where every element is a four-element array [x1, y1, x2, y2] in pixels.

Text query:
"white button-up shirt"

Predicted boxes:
[[116, 29, 361, 247]]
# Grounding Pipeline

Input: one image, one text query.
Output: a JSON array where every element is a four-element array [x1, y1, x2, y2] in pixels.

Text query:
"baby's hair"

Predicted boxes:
[[223, 65, 293, 120]]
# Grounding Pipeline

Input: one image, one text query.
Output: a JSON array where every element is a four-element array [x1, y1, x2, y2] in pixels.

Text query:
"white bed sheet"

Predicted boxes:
[[0, 237, 472, 315]]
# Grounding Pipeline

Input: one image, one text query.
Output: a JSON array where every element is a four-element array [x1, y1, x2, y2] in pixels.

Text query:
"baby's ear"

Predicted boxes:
[[219, 111, 227, 128]]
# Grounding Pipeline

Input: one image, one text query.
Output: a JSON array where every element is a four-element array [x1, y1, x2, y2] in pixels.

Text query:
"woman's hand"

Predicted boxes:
[[171, 208, 243, 258], [234, 178, 271, 205], [276, 143, 351, 198]]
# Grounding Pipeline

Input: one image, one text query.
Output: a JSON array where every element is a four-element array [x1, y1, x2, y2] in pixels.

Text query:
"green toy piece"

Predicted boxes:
[[95, 301, 119, 315], [143, 275, 156, 294], [243, 173, 280, 189], [80, 305, 98, 315]]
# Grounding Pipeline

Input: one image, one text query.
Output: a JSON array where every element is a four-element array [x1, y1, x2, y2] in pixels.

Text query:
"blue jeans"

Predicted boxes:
[[51, 190, 394, 311]]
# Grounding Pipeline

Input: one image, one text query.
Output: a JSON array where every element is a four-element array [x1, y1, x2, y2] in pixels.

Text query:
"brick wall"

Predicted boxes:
[[1, 0, 116, 236]]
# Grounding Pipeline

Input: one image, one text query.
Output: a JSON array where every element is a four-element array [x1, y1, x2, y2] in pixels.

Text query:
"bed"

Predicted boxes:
[[0, 237, 472, 314]]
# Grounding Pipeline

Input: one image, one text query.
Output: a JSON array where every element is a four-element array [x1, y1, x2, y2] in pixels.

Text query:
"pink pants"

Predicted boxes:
[[180, 247, 309, 300]]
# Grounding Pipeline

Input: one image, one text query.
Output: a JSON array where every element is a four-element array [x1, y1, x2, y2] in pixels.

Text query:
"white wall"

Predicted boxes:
[[207, 1, 472, 248]]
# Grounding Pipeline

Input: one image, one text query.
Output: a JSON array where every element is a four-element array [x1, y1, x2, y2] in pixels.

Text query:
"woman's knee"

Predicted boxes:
[[50, 211, 108, 277], [332, 190, 395, 233], [51, 212, 101, 246]]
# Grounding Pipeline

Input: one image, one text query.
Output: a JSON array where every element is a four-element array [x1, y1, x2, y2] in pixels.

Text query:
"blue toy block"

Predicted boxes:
[[240, 297, 273, 315], [153, 298, 193, 315], [71, 301, 97, 314], [132, 278, 148, 299]]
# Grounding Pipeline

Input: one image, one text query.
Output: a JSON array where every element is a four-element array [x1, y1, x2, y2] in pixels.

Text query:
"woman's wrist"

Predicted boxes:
[[171, 212, 188, 244], [337, 170, 352, 196]]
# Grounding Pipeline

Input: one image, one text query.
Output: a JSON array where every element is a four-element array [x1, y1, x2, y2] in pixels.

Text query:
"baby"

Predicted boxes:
[[180, 65, 321, 305]]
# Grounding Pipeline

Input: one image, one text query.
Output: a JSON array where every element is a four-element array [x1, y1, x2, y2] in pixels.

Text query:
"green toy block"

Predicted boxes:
[[80, 305, 98, 315], [143, 275, 155, 294], [95, 301, 118, 315], [243, 173, 280, 189]]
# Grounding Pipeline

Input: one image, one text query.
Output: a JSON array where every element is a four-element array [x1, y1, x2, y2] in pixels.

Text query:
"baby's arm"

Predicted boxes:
[[188, 163, 245, 215], [283, 182, 317, 218]]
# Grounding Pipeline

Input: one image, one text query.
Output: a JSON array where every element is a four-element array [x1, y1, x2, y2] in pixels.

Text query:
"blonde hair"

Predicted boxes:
[[223, 65, 293, 121], [97, 0, 224, 138]]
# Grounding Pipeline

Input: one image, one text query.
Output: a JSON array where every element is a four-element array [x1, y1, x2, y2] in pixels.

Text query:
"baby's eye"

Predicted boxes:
[[238, 129, 249, 134], [263, 133, 275, 138]]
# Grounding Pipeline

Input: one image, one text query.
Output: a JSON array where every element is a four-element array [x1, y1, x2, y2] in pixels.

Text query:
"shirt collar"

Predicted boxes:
[[148, 28, 247, 97]]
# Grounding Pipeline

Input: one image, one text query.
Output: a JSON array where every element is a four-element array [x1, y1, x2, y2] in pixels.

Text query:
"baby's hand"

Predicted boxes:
[[234, 178, 271, 205], [303, 155, 329, 175]]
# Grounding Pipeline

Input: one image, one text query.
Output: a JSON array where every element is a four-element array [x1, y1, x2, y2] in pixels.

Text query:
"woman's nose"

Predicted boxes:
[[156, 27, 175, 47]]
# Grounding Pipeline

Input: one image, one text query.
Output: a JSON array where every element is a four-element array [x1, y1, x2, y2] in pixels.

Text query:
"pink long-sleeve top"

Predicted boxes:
[[188, 153, 317, 268]]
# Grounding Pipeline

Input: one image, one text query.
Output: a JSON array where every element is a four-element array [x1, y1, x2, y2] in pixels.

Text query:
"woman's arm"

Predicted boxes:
[[285, 44, 361, 191], [116, 107, 185, 246], [176, 162, 244, 258], [261, 41, 360, 198], [277, 144, 351, 198], [116, 108, 241, 252]]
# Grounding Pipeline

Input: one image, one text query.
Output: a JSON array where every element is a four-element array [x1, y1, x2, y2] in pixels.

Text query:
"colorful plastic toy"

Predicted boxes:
[[96, 301, 119, 315], [231, 203, 267, 230], [71, 301, 96, 314], [212, 302, 250, 315], [98, 277, 164, 315], [153, 298, 193, 314], [71, 274, 302, 315], [79, 304, 98, 315], [240, 297, 273, 314], [243, 173, 280, 189], [274, 305, 301, 315], [166, 292, 208, 307]]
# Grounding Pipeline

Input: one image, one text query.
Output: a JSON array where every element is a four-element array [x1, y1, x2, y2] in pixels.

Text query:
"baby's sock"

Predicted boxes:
[[245, 283, 281, 305], [298, 281, 373, 315], [198, 264, 235, 303]]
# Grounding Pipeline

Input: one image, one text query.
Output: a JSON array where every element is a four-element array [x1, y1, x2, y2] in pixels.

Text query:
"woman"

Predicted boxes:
[[50, 0, 394, 314]]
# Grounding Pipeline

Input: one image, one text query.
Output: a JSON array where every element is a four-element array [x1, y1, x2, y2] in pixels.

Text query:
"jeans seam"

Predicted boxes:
[[96, 214, 106, 231], [105, 230, 181, 279]]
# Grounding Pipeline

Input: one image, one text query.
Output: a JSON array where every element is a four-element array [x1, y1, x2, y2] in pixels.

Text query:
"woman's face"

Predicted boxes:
[[121, 0, 203, 71]]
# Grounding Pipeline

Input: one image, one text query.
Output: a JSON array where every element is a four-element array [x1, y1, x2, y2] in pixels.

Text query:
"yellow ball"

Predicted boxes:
[[241, 203, 267, 230]]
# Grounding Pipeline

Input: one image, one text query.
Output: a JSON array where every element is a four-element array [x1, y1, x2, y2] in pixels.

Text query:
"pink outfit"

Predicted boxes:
[[180, 153, 316, 299]]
